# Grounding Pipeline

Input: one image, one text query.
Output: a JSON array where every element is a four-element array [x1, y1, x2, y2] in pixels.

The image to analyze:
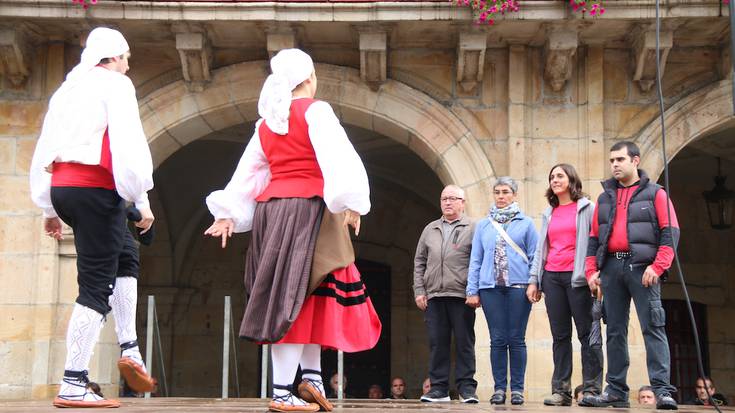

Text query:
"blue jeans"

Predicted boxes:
[[479, 287, 532, 392]]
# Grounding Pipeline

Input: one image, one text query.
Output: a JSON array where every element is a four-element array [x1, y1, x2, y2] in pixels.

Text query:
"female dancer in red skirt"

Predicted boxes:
[[205, 49, 381, 412]]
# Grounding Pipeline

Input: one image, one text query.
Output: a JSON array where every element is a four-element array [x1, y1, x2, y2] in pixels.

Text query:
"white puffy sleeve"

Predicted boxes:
[[107, 75, 154, 211], [29, 103, 58, 219], [205, 120, 271, 233], [305, 101, 371, 215]]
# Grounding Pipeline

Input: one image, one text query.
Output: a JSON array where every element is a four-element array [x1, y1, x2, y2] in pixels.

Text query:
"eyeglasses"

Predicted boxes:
[[441, 196, 463, 202]]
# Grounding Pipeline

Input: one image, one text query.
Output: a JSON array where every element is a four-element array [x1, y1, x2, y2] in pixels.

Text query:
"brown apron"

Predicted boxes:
[[308, 209, 355, 295]]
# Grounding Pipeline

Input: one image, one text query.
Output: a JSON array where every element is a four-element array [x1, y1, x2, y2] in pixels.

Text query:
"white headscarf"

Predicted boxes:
[[64, 27, 130, 85], [257, 49, 315, 135]]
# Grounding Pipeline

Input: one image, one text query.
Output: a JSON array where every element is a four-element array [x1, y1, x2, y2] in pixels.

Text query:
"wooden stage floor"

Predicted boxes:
[[0, 399, 732, 412]]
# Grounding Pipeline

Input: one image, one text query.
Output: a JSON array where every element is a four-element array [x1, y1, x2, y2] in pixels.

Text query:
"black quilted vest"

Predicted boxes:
[[594, 171, 663, 269]]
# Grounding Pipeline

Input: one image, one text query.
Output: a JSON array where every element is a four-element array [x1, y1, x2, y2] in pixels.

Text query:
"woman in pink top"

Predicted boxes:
[[528, 164, 603, 406]]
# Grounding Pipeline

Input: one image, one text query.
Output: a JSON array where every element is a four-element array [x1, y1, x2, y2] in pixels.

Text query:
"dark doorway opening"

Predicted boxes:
[[663, 299, 709, 403], [321, 259, 391, 398]]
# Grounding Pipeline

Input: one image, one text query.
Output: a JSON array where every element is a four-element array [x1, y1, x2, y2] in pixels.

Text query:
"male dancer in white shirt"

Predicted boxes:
[[30, 27, 155, 408]]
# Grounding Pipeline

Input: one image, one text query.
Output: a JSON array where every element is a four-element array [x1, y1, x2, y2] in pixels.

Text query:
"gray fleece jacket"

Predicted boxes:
[[528, 197, 593, 289]]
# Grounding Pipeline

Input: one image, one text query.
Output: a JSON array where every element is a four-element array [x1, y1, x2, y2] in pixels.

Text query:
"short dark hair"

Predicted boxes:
[[610, 141, 641, 159], [639, 385, 653, 393], [546, 163, 585, 208], [697, 376, 714, 385]]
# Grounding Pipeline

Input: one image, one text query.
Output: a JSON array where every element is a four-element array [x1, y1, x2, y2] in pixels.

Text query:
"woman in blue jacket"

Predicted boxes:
[[466, 176, 539, 406]]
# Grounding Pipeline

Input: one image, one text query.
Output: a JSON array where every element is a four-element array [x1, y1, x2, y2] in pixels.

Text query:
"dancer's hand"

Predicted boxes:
[[44, 217, 63, 240], [205, 218, 234, 248], [343, 210, 361, 236], [136, 207, 155, 234]]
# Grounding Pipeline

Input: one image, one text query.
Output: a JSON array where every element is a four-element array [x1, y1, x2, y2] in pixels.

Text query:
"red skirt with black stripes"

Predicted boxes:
[[276, 263, 382, 353]]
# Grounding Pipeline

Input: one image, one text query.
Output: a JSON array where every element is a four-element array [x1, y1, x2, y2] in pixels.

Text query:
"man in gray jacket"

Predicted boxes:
[[414, 185, 477, 403]]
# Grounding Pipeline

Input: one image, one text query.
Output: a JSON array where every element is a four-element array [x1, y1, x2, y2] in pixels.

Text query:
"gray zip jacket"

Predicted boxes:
[[413, 215, 475, 300], [529, 197, 593, 289]]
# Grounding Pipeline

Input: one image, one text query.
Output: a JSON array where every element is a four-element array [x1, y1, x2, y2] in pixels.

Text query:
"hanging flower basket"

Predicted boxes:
[[452, 0, 605, 25]]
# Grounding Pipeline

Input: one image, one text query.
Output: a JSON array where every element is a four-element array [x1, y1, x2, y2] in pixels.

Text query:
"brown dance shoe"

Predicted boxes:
[[298, 380, 334, 412], [268, 400, 320, 412], [53, 384, 121, 409], [117, 357, 157, 393]]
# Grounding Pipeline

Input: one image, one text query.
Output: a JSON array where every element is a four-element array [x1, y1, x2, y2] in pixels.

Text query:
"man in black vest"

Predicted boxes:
[[579, 141, 679, 410]]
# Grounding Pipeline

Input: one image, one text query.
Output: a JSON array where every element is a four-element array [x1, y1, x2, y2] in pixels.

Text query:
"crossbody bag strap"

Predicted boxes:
[[489, 219, 529, 264]]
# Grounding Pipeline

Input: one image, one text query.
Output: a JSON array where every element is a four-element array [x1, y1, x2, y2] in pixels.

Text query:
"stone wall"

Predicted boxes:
[[1, 11, 734, 402]]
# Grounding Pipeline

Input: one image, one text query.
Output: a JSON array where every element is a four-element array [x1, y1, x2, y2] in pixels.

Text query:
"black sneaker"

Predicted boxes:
[[420, 389, 450, 402], [510, 391, 524, 405], [459, 392, 479, 403], [656, 394, 678, 410], [579, 392, 630, 408], [490, 390, 506, 405]]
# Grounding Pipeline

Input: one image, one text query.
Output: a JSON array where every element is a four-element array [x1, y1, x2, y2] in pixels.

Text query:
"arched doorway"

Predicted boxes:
[[134, 61, 496, 397], [633, 79, 735, 402]]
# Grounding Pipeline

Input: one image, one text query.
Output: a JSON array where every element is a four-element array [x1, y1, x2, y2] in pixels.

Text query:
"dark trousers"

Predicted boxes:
[[51, 187, 127, 316], [425, 297, 477, 393], [600, 257, 676, 400], [118, 229, 140, 279], [542, 271, 603, 396]]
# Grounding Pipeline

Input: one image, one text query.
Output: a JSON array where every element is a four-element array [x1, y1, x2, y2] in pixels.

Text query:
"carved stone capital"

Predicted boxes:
[[457, 31, 487, 93], [0, 28, 31, 87], [358, 30, 387, 91], [631, 28, 673, 93], [266, 25, 297, 57], [174, 27, 211, 93], [544, 28, 578, 92]]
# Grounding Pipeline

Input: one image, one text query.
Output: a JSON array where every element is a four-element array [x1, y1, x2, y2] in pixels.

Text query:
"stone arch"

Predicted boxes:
[[138, 61, 495, 216], [636, 79, 735, 179]]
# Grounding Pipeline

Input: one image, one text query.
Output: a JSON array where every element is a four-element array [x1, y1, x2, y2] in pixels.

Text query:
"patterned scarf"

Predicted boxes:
[[489, 202, 521, 287]]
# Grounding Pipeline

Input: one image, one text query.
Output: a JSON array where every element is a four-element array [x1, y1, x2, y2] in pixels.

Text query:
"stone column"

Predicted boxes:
[[583, 45, 606, 196], [507, 45, 528, 209]]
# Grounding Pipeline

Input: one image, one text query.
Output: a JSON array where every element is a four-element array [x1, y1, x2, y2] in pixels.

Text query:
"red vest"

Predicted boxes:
[[51, 128, 115, 190], [255, 98, 324, 202]]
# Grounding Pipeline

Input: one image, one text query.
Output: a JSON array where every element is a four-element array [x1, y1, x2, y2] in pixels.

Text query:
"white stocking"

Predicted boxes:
[[109, 276, 137, 345], [109, 276, 145, 371], [271, 343, 308, 405], [59, 304, 104, 397], [300, 344, 325, 395]]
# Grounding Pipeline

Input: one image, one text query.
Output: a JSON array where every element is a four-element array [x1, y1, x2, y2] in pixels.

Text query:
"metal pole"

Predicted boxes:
[[337, 350, 344, 400], [260, 344, 269, 398], [230, 308, 240, 398], [145, 295, 154, 399], [222, 296, 231, 399], [730, 0, 735, 114], [153, 305, 168, 397]]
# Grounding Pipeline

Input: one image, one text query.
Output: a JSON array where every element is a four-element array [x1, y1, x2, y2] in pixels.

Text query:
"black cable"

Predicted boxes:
[[654, 1, 722, 410]]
